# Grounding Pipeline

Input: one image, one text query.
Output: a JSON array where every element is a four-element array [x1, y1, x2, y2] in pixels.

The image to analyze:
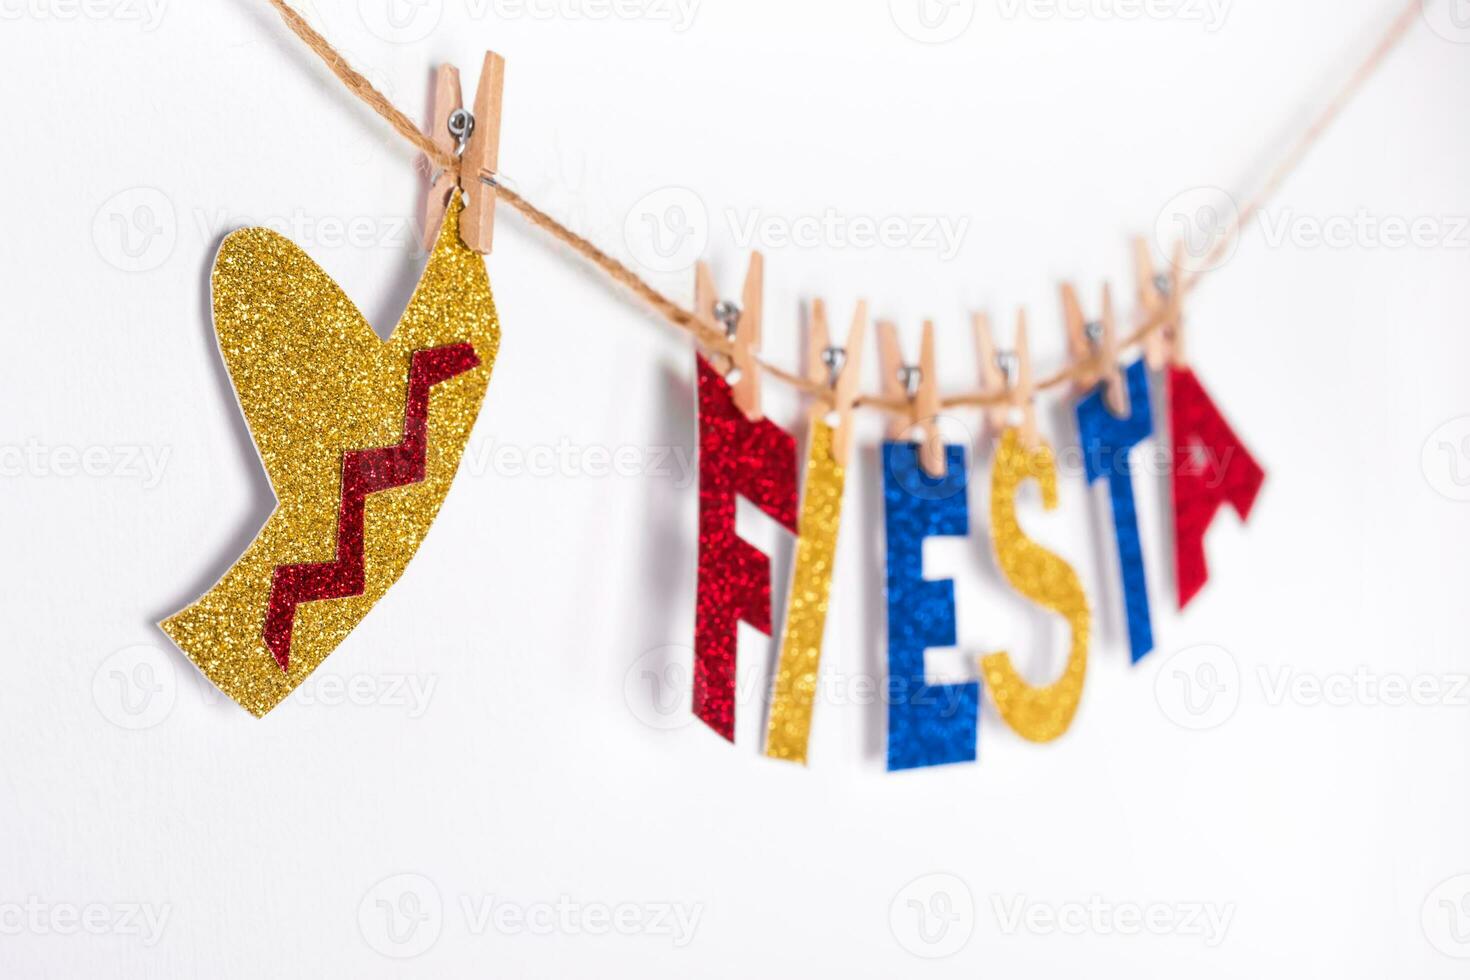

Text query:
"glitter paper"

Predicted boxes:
[[160, 199, 500, 717], [981, 429, 1091, 744], [694, 356, 799, 741], [765, 420, 847, 765], [263, 344, 480, 670], [1076, 359, 1155, 663], [883, 441, 978, 772], [1168, 364, 1265, 609]]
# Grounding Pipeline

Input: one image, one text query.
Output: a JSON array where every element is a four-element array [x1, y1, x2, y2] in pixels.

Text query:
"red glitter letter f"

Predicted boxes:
[[693, 356, 799, 740]]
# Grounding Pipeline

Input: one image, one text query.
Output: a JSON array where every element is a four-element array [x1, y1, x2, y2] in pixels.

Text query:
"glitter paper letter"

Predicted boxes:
[[883, 442, 978, 771], [1168, 364, 1265, 609], [1075, 359, 1154, 662], [981, 430, 1091, 743], [765, 421, 848, 764], [694, 357, 799, 741]]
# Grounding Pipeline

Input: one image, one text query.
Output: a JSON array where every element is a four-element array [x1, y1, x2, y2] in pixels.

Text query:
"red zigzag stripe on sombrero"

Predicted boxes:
[[262, 343, 481, 671]]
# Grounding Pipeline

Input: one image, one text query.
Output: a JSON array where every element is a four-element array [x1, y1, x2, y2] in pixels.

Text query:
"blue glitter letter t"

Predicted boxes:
[[1076, 359, 1155, 663]]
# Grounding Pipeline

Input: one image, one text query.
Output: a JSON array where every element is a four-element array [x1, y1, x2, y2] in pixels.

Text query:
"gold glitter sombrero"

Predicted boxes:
[[161, 199, 499, 717]]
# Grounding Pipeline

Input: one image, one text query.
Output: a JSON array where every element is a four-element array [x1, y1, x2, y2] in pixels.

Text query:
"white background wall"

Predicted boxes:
[[1, 0, 1468, 975]]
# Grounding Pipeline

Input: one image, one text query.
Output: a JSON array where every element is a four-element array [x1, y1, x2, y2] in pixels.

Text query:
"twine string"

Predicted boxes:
[[264, 0, 1421, 412]]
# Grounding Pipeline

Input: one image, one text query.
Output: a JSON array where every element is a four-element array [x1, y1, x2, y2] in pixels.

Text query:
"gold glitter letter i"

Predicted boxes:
[[764, 420, 848, 763]]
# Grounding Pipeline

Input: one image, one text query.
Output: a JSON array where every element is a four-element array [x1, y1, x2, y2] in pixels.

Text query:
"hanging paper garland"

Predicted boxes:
[[161, 200, 500, 716], [167, 0, 1413, 760]]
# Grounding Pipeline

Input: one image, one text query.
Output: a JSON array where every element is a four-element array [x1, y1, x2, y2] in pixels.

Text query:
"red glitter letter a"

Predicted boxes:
[[694, 356, 799, 741], [1169, 364, 1265, 610]]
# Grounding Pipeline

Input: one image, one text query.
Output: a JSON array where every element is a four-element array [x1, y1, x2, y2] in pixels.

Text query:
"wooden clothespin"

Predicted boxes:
[[877, 320, 945, 477], [806, 299, 867, 466], [974, 310, 1039, 449], [1061, 282, 1128, 415], [1135, 238, 1186, 370], [692, 253, 765, 420], [421, 52, 506, 254]]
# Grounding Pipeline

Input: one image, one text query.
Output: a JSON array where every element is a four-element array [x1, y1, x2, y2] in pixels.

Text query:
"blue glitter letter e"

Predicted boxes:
[[882, 442, 978, 771]]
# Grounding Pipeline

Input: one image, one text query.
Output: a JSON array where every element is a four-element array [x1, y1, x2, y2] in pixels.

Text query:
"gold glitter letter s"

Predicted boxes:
[[981, 429, 1091, 743], [765, 421, 847, 764]]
